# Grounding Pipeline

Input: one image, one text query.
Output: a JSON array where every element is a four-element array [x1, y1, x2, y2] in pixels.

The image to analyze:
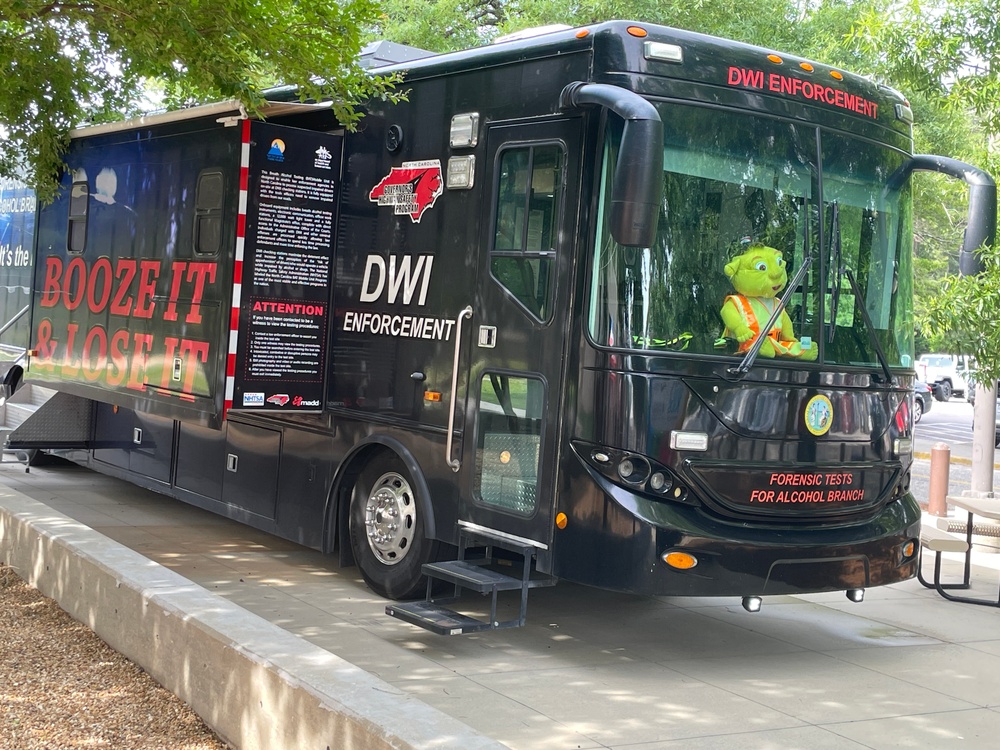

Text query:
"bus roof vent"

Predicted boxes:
[[358, 41, 434, 68], [493, 25, 572, 44]]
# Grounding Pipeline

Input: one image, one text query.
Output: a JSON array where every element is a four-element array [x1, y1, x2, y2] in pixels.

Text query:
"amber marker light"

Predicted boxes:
[[626, 26, 648, 38], [902, 540, 916, 559], [799, 62, 814, 72], [830, 70, 844, 81], [576, 29, 590, 38], [424, 391, 442, 402], [767, 54, 783, 64], [662, 550, 698, 570]]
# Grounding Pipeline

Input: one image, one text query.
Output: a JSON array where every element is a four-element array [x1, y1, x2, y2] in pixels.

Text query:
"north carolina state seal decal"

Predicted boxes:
[[369, 159, 443, 222], [804, 394, 834, 436]]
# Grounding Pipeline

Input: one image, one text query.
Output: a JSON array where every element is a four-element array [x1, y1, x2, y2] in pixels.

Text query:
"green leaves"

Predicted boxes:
[[0, 0, 397, 201], [921, 244, 1000, 383], [850, 1, 1000, 370]]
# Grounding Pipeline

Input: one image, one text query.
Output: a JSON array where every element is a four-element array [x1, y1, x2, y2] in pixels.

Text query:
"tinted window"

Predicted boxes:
[[491, 144, 562, 321]]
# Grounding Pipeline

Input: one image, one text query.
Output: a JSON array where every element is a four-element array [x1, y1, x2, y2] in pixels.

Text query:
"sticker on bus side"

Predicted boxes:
[[369, 160, 443, 222]]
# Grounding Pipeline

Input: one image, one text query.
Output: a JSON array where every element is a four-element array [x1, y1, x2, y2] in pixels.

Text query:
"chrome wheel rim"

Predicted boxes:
[[364, 471, 416, 565]]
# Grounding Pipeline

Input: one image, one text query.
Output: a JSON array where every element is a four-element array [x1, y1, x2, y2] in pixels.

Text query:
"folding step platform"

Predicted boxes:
[[386, 523, 557, 635], [1, 384, 93, 469]]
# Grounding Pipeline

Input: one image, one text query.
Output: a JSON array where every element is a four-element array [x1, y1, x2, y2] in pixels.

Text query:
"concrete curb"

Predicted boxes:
[[0, 487, 505, 750]]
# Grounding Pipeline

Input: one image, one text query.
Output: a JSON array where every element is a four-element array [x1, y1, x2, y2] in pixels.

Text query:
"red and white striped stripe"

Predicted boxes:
[[224, 118, 251, 415]]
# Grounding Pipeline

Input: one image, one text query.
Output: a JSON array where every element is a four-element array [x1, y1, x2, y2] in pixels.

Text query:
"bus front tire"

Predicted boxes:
[[348, 453, 436, 601]]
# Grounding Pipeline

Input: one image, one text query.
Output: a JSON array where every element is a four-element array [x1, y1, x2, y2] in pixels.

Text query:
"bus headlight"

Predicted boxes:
[[649, 471, 671, 493], [573, 441, 696, 506], [617, 455, 650, 484]]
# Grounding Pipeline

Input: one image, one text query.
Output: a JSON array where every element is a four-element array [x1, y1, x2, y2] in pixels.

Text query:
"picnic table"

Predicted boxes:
[[918, 494, 1000, 607]]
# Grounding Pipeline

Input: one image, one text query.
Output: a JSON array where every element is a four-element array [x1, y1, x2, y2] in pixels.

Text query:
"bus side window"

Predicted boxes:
[[490, 143, 562, 321], [67, 177, 89, 254], [193, 170, 224, 256]]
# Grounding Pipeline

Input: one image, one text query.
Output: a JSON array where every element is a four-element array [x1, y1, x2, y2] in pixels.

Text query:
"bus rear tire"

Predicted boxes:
[[348, 453, 437, 600]]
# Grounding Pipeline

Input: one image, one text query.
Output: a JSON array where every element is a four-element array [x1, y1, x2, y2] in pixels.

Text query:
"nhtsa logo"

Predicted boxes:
[[243, 392, 265, 406]]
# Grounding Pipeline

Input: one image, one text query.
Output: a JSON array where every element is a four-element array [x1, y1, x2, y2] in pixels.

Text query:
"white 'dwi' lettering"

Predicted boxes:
[[359, 254, 434, 305]]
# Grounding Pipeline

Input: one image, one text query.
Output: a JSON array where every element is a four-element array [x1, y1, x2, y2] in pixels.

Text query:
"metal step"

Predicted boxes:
[[1, 384, 60, 467], [421, 560, 527, 593], [0, 384, 56, 428], [385, 526, 558, 635], [385, 601, 495, 636], [5, 388, 93, 450]]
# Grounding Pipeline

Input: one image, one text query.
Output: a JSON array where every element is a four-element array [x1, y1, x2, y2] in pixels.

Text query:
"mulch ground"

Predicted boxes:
[[0, 563, 229, 749]]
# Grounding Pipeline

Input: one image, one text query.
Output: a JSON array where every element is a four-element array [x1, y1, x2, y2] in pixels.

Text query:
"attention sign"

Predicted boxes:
[[230, 121, 342, 412]]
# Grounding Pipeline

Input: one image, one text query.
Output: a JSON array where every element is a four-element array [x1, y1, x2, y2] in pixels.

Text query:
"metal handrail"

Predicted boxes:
[[446, 306, 474, 472], [0, 304, 29, 338]]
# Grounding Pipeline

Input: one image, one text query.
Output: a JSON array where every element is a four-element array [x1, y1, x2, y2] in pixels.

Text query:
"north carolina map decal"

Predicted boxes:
[[369, 160, 443, 222]]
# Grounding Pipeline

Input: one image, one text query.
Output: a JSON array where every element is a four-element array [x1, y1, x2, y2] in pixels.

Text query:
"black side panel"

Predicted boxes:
[[93, 402, 131, 470], [174, 418, 280, 520], [176, 421, 226, 499], [93, 403, 174, 484], [130, 412, 174, 483], [221, 421, 281, 519]]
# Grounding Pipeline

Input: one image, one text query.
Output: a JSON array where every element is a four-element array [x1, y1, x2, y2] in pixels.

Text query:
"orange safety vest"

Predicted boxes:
[[724, 294, 801, 356]]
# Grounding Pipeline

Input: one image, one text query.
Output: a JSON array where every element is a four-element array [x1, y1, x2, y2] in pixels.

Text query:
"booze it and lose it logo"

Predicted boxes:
[[369, 160, 443, 222]]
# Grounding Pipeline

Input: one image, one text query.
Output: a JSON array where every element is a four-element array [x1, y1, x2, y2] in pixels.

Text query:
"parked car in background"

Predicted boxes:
[[971, 390, 1000, 446], [915, 353, 973, 401], [913, 380, 933, 423], [965, 374, 997, 407]]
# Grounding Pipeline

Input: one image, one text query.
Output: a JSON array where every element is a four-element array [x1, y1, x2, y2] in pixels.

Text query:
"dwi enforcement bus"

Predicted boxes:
[[11, 21, 996, 634]]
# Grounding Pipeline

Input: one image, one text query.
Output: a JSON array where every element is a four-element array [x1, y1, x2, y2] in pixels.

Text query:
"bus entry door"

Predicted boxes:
[[459, 119, 582, 545]]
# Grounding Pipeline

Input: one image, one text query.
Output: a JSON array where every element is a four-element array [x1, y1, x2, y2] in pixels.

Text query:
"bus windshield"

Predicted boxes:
[[588, 104, 914, 370]]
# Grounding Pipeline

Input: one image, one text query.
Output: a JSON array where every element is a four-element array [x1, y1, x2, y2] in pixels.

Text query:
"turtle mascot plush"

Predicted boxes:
[[720, 244, 818, 360]]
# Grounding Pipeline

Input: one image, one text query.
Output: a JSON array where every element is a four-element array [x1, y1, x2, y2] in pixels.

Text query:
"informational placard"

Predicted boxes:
[[232, 121, 341, 412]]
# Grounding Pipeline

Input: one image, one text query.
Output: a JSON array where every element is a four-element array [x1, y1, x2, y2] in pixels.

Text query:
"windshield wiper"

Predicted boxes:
[[835, 266, 896, 386], [827, 202, 841, 343], [728, 254, 814, 378], [824, 201, 894, 385]]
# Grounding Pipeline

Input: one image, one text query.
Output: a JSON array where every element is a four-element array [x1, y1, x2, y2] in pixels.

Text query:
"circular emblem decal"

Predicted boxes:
[[804, 394, 833, 436]]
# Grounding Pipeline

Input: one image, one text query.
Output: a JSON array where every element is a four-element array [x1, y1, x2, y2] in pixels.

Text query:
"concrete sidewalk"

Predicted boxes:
[[2, 459, 1000, 749]]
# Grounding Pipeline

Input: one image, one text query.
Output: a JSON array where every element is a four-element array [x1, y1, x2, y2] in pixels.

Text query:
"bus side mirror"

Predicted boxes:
[[960, 175, 997, 276], [560, 82, 663, 247], [896, 155, 997, 276], [610, 117, 663, 247]]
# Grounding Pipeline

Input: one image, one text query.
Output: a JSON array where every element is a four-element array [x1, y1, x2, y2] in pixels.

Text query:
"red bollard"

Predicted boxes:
[[928, 442, 950, 517]]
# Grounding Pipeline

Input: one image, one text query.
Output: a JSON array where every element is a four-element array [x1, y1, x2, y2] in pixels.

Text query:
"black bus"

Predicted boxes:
[[17, 21, 995, 634]]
